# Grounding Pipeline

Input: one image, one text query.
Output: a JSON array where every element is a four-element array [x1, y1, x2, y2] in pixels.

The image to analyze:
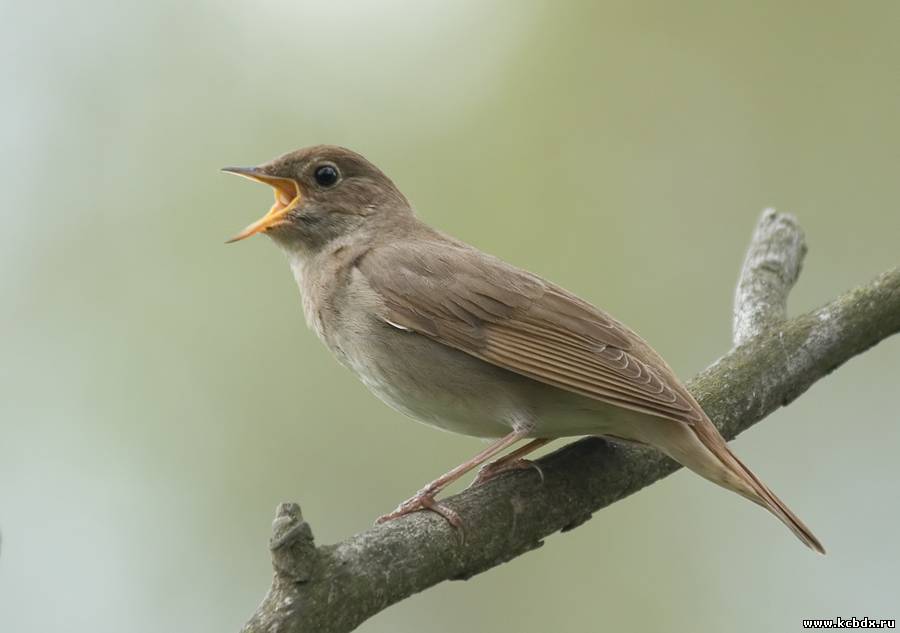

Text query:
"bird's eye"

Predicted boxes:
[[314, 164, 339, 188]]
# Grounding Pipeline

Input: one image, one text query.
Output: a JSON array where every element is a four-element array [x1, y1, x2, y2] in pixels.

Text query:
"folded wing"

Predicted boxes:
[[357, 240, 701, 425]]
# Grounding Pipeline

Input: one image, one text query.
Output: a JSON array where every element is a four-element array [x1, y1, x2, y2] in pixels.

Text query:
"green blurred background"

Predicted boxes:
[[1, 1, 898, 631]]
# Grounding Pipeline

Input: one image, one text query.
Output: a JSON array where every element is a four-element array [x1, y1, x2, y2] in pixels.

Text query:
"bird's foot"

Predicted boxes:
[[468, 458, 544, 489], [375, 485, 463, 529]]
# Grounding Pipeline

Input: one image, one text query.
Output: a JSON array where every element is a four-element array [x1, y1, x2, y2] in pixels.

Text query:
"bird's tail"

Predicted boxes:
[[606, 405, 825, 552], [652, 417, 826, 554], [715, 443, 825, 554]]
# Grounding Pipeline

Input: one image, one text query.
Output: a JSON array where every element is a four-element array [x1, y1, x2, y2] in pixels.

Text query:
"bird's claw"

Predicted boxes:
[[468, 458, 544, 489], [375, 487, 463, 532]]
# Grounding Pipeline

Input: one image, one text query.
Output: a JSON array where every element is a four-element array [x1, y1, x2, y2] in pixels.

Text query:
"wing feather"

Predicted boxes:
[[358, 240, 701, 424]]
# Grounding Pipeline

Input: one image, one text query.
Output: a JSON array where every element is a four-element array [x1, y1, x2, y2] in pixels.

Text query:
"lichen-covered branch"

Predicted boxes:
[[240, 211, 900, 633], [733, 208, 807, 346]]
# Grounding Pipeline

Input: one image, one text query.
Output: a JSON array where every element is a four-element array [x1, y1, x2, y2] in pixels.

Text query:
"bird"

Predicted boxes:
[[223, 145, 824, 553]]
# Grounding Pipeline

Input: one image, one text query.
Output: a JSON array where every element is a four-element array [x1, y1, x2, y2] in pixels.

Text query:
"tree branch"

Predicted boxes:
[[733, 208, 807, 346], [240, 211, 900, 633]]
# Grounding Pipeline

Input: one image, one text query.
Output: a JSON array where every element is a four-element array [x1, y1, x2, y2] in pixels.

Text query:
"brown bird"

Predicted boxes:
[[223, 145, 824, 553]]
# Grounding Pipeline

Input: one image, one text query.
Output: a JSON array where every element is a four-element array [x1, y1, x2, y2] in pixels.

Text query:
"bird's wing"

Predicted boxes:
[[357, 240, 701, 424]]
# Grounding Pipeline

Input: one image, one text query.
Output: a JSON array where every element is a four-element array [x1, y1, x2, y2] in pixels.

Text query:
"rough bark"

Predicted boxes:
[[733, 208, 808, 345], [240, 210, 900, 633]]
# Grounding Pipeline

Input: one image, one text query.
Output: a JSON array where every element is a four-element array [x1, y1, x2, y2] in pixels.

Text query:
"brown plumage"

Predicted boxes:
[[359, 242, 700, 424], [224, 145, 824, 553]]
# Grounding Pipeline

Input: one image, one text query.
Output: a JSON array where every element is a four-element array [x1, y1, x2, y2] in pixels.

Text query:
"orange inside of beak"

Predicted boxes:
[[223, 168, 301, 243]]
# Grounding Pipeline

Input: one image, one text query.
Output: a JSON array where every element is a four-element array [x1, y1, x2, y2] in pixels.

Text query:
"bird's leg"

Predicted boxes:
[[468, 437, 551, 488], [375, 430, 529, 527]]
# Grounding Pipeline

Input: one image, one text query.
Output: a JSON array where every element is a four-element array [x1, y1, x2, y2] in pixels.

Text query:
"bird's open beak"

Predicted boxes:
[[222, 166, 302, 243]]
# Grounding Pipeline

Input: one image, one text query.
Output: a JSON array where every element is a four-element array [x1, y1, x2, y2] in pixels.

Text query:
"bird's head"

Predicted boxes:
[[223, 145, 411, 252]]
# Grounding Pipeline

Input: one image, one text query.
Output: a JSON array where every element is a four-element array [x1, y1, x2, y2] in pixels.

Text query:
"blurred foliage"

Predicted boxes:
[[1, 1, 898, 631]]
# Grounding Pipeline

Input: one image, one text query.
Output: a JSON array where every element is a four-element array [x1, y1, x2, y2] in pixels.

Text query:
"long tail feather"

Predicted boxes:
[[721, 445, 826, 554]]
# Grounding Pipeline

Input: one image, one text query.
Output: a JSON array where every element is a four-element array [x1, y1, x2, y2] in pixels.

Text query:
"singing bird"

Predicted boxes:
[[223, 145, 824, 553]]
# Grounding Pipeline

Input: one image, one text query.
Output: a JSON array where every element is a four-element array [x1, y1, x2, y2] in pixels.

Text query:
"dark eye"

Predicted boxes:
[[314, 164, 339, 188]]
